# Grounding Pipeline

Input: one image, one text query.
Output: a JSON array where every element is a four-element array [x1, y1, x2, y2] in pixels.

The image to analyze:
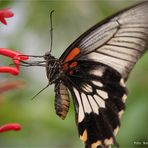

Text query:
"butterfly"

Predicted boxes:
[[22, 1, 148, 148]]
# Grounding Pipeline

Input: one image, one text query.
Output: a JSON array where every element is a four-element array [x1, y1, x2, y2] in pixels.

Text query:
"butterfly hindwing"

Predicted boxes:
[[65, 61, 127, 147]]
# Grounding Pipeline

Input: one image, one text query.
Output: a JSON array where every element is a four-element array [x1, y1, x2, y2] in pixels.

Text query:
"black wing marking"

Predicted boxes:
[[60, 1, 148, 80], [65, 61, 127, 148]]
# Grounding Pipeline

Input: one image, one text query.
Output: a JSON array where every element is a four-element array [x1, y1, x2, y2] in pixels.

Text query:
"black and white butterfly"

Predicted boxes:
[[22, 2, 148, 148]]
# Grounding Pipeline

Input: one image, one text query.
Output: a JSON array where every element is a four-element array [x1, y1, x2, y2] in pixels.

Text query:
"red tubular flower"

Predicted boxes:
[[0, 123, 21, 133], [0, 48, 29, 75], [0, 8, 14, 25], [0, 9, 23, 134], [0, 66, 19, 75], [0, 48, 28, 60]]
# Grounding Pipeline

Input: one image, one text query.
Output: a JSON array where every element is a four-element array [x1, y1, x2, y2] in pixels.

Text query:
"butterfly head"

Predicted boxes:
[[44, 51, 54, 60]]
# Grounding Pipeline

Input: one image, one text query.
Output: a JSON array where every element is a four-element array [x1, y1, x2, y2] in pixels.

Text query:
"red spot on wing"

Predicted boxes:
[[70, 61, 78, 68], [69, 70, 73, 75], [68, 61, 78, 75], [63, 48, 80, 71]]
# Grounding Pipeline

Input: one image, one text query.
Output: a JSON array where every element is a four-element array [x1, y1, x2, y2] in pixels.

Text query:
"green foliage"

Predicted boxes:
[[0, 0, 12, 9]]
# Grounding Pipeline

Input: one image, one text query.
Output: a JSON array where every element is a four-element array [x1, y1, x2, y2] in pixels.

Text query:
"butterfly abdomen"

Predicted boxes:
[[55, 81, 70, 119]]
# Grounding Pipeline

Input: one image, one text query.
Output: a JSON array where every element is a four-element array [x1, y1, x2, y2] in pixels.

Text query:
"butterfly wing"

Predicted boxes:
[[59, 2, 148, 148], [60, 1, 148, 80]]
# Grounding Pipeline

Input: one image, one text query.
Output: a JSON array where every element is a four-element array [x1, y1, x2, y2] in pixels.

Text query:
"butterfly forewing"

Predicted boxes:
[[57, 1, 148, 148], [60, 2, 148, 80]]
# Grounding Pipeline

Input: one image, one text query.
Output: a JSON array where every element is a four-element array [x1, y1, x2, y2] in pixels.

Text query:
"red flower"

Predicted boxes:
[[0, 123, 21, 133], [0, 48, 29, 75], [0, 8, 14, 25], [0, 66, 19, 75], [0, 9, 24, 134]]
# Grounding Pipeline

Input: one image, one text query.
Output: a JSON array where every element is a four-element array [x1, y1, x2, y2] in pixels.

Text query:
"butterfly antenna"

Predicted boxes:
[[31, 84, 50, 100], [49, 10, 54, 53]]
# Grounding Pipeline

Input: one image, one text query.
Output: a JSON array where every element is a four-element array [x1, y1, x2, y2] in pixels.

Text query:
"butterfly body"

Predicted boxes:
[[45, 53, 71, 119], [55, 81, 70, 119], [42, 2, 148, 148]]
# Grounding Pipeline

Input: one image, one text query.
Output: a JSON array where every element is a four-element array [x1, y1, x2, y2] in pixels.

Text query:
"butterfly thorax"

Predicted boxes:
[[44, 52, 64, 84]]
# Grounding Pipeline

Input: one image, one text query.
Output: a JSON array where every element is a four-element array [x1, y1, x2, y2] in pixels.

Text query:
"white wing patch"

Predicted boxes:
[[122, 94, 127, 103], [120, 78, 126, 87], [88, 95, 99, 114], [73, 86, 108, 122], [89, 66, 105, 77], [96, 89, 108, 99], [82, 83, 93, 93], [94, 94, 105, 108], [81, 92, 92, 113], [92, 80, 103, 87], [73, 88, 85, 122]]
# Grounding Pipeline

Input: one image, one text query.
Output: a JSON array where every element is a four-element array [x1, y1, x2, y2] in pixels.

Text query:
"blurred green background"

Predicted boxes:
[[0, 0, 148, 148]]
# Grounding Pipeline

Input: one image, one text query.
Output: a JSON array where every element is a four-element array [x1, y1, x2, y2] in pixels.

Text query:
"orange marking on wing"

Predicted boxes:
[[64, 48, 80, 62], [63, 48, 80, 71]]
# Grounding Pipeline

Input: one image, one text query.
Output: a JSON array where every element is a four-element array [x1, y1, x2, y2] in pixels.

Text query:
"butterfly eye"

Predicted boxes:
[[44, 52, 57, 63], [44, 51, 51, 59]]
